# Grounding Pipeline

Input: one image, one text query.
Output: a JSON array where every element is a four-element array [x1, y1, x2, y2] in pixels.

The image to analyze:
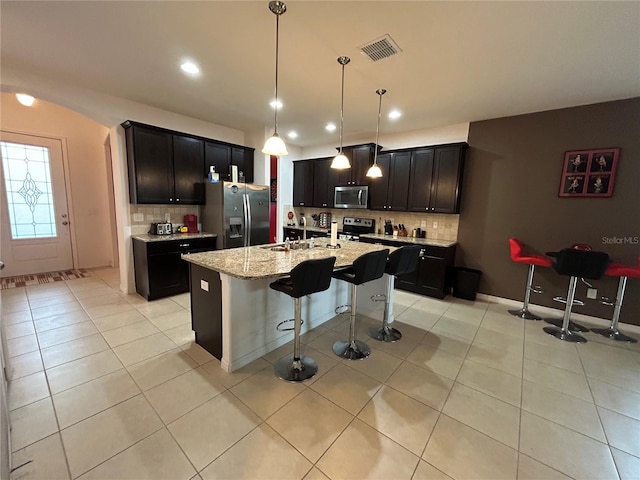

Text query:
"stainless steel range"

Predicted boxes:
[[339, 217, 375, 242]]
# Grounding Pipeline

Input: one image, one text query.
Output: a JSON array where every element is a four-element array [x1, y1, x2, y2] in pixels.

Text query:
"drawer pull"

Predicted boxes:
[[179, 243, 190, 247]]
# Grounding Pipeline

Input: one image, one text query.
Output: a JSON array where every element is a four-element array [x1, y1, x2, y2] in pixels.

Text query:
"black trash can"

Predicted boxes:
[[453, 267, 482, 301]]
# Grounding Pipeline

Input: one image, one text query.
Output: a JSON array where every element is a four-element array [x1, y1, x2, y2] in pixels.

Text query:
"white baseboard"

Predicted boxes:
[[475, 293, 640, 335]]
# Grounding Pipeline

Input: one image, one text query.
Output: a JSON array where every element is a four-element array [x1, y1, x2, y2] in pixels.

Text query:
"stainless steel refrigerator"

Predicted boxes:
[[202, 182, 270, 249]]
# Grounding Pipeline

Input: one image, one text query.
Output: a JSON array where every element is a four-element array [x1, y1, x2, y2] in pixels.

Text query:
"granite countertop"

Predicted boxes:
[[358, 233, 457, 248], [182, 241, 394, 280], [132, 232, 217, 243]]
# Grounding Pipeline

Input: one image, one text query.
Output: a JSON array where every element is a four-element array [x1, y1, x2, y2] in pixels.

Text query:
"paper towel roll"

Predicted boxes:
[[230, 165, 238, 183], [330, 221, 338, 246]]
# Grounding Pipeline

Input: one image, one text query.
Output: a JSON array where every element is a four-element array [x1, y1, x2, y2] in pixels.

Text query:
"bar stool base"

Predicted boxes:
[[369, 326, 402, 342], [543, 326, 587, 343], [274, 355, 318, 382], [544, 317, 589, 332], [590, 327, 638, 343], [333, 340, 371, 360], [508, 308, 542, 320]]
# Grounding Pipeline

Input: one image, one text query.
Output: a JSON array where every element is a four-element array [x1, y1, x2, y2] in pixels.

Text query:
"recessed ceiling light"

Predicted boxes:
[[325, 122, 337, 132], [270, 100, 283, 110], [388, 109, 402, 120], [16, 93, 35, 107], [180, 61, 200, 75], [287, 131, 298, 139]]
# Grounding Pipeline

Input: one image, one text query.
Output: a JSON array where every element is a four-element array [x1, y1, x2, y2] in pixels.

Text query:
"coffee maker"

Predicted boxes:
[[183, 214, 198, 233]]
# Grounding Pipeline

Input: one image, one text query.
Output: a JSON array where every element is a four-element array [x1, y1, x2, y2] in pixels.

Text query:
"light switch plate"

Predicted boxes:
[[432, 222, 438, 229], [200, 280, 209, 292], [133, 213, 144, 222]]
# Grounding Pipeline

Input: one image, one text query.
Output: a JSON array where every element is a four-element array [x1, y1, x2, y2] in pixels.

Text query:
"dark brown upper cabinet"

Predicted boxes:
[[408, 143, 467, 214], [293, 160, 314, 207], [124, 122, 204, 205], [369, 151, 412, 211], [123, 120, 254, 205], [334, 144, 376, 186], [312, 158, 334, 208]]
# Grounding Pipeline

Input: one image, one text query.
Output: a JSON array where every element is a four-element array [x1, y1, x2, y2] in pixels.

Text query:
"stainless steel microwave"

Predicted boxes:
[[334, 185, 368, 209]]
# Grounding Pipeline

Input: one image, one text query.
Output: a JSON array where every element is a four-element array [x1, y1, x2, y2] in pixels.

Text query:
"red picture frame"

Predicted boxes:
[[558, 148, 620, 198]]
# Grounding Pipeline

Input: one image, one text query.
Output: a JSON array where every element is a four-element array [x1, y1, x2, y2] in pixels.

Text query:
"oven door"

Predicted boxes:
[[334, 186, 368, 209]]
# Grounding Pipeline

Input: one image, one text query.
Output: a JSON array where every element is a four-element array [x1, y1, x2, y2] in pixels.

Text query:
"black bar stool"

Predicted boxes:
[[369, 245, 421, 342], [332, 249, 390, 360], [269, 256, 336, 382], [543, 248, 610, 343]]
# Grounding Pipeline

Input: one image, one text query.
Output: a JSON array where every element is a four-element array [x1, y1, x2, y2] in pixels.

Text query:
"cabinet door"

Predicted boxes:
[[341, 145, 374, 185], [312, 158, 332, 208], [293, 160, 314, 207], [232, 147, 254, 183], [128, 126, 173, 204], [205, 142, 230, 182], [416, 255, 448, 298], [368, 153, 390, 210], [387, 151, 411, 211], [173, 135, 204, 204], [407, 148, 435, 212], [431, 145, 465, 213], [148, 252, 190, 299]]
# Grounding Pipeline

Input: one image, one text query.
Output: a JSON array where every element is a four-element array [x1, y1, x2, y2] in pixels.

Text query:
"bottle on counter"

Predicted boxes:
[[309, 237, 315, 249], [284, 237, 290, 252], [207, 166, 219, 183]]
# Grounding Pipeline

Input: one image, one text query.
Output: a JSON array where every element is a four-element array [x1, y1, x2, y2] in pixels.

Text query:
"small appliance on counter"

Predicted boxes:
[[149, 222, 172, 235], [183, 214, 198, 233]]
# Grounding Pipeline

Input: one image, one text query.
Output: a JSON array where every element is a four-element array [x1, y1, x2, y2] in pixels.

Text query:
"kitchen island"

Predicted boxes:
[[182, 241, 393, 372]]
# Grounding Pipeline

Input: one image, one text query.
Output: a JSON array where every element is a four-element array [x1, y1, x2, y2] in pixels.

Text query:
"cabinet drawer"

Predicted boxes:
[[146, 237, 216, 255]]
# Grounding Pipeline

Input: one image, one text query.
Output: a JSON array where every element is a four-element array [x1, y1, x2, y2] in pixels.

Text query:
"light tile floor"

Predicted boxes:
[[3, 267, 640, 480]]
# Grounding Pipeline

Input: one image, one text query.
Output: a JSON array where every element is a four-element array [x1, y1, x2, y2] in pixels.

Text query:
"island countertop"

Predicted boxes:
[[182, 241, 392, 280]]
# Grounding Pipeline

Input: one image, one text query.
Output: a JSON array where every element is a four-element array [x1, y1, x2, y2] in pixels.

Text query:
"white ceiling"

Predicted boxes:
[[2, 1, 639, 148]]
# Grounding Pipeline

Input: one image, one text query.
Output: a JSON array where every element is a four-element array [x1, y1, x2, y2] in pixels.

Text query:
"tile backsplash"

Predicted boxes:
[[129, 204, 201, 235], [286, 206, 459, 242]]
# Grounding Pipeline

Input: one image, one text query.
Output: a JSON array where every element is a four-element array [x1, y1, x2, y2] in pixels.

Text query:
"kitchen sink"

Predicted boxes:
[[260, 242, 311, 251]]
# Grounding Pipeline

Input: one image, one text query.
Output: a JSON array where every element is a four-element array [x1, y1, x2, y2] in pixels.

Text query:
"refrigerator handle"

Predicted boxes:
[[244, 193, 251, 247]]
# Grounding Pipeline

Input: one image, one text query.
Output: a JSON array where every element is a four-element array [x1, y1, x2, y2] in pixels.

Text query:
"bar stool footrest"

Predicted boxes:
[[590, 327, 638, 343], [333, 339, 370, 360], [369, 325, 402, 342], [543, 326, 587, 343], [274, 354, 318, 382], [276, 318, 304, 332], [334, 304, 351, 315], [553, 296, 585, 306], [370, 294, 386, 303], [530, 285, 544, 295]]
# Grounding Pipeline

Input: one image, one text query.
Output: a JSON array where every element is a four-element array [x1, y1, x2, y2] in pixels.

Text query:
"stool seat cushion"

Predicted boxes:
[[549, 248, 610, 280], [509, 238, 552, 267], [332, 249, 390, 285], [606, 258, 640, 279], [270, 257, 337, 298], [386, 245, 421, 276]]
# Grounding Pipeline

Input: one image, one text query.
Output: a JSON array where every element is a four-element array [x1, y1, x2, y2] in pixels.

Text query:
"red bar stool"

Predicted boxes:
[[508, 238, 552, 320], [591, 257, 639, 343]]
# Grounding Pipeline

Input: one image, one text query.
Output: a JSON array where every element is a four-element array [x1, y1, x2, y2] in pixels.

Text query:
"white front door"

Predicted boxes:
[[0, 132, 73, 277]]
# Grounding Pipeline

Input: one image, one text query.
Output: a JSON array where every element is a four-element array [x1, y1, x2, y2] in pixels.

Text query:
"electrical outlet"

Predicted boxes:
[[432, 221, 438, 229], [420, 220, 427, 228], [133, 213, 144, 222], [587, 288, 597, 299], [165, 213, 171, 222]]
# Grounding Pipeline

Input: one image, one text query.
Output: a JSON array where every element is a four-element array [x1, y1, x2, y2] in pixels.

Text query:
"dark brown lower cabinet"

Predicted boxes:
[[189, 263, 222, 359], [359, 237, 456, 299], [133, 236, 217, 300]]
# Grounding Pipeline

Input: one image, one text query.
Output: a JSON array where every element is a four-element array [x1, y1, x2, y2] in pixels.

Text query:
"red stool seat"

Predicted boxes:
[[509, 238, 552, 268], [508, 238, 551, 320], [592, 257, 640, 343]]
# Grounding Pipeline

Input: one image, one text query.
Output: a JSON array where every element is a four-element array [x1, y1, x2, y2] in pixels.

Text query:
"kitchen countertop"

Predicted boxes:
[[182, 241, 393, 280], [358, 233, 457, 248], [132, 232, 217, 242]]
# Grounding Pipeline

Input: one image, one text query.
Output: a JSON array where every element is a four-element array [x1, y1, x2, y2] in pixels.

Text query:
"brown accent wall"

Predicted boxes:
[[458, 98, 640, 326]]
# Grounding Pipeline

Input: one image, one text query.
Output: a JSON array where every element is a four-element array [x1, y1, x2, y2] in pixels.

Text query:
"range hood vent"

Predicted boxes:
[[359, 34, 402, 62]]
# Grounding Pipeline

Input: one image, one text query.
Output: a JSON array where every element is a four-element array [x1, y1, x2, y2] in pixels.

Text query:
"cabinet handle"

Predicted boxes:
[[169, 198, 173, 202], [176, 198, 180, 202], [300, 202, 305, 206], [180, 243, 190, 247]]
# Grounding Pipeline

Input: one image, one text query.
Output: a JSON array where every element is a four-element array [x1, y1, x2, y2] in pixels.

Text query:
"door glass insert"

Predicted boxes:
[[1, 141, 57, 239]]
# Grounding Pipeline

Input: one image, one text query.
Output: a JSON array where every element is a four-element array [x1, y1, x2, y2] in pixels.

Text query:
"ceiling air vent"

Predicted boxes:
[[359, 34, 402, 62]]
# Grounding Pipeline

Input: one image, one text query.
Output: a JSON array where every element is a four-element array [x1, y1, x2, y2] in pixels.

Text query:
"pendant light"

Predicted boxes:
[[331, 56, 351, 169], [366, 89, 386, 178], [262, 1, 288, 156]]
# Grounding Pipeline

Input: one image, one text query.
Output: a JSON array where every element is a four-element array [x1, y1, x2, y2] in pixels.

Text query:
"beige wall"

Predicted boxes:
[[1, 92, 114, 269]]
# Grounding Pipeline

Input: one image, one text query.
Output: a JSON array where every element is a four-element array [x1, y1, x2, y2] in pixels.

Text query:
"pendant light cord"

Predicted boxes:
[[273, 12, 280, 135], [339, 62, 345, 154], [373, 88, 386, 165]]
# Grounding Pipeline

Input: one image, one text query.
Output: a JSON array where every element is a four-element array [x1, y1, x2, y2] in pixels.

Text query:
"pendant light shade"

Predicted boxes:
[[366, 88, 387, 178], [331, 56, 351, 169], [262, 1, 288, 156]]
